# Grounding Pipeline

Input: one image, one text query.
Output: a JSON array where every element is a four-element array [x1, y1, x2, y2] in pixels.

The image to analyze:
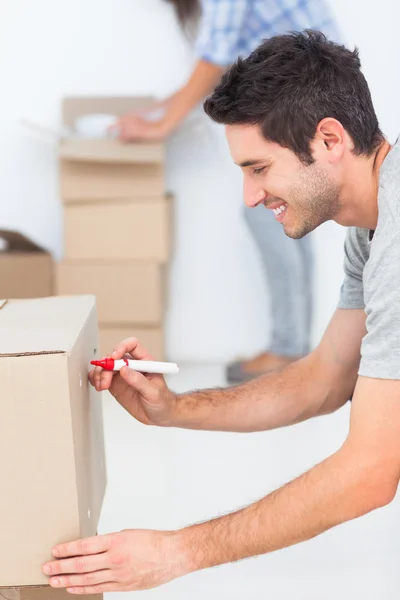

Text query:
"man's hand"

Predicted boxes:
[[42, 530, 192, 594], [89, 338, 178, 427]]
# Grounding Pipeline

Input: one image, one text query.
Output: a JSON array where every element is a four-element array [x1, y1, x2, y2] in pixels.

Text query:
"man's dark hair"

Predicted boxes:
[[204, 30, 384, 164]]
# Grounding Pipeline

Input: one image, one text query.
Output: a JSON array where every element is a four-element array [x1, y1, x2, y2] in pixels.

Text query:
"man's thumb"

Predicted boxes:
[[119, 366, 158, 401]]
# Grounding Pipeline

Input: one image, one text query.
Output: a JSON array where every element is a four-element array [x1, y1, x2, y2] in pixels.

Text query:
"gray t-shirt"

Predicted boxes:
[[338, 138, 400, 379]]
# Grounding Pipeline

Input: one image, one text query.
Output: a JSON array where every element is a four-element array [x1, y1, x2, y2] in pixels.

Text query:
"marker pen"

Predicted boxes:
[[91, 358, 179, 375]]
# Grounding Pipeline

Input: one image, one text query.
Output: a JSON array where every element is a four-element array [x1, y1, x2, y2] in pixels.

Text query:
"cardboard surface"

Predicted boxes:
[[99, 326, 164, 360], [0, 588, 102, 600], [60, 160, 164, 201], [64, 199, 171, 262], [56, 261, 165, 325], [0, 296, 106, 587], [0, 230, 53, 299], [59, 139, 164, 165]]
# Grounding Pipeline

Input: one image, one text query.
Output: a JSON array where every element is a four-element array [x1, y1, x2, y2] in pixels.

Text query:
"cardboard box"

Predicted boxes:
[[60, 160, 164, 202], [56, 261, 165, 325], [99, 326, 164, 360], [60, 96, 165, 201], [64, 199, 171, 262], [0, 230, 53, 299], [59, 138, 164, 165], [0, 296, 106, 587], [0, 588, 102, 600]]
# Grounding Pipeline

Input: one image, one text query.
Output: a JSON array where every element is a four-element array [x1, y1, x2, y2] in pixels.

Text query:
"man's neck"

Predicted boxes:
[[336, 140, 392, 230]]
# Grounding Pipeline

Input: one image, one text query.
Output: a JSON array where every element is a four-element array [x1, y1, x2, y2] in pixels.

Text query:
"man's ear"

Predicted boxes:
[[313, 117, 347, 163]]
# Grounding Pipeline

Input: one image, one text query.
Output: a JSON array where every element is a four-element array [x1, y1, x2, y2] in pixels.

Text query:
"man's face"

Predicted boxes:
[[226, 124, 342, 239]]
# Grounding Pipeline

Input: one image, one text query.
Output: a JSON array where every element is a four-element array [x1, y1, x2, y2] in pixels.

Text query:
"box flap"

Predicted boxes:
[[62, 96, 154, 127], [59, 138, 164, 164], [0, 295, 95, 356], [0, 230, 45, 254]]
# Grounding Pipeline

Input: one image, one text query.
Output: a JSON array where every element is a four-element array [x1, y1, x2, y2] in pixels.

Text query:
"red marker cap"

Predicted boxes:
[[90, 358, 115, 370]]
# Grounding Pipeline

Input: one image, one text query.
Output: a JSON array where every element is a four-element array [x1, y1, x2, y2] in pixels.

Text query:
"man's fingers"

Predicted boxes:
[[119, 366, 160, 400], [88, 368, 109, 390], [51, 535, 111, 559], [66, 583, 121, 595], [98, 370, 116, 391], [92, 366, 103, 391], [48, 570, 113, 590], [111, 337, 154, 361], [92, 339, 156, 392], [91, 365, 114, 391], [43, 553, 108, 577]]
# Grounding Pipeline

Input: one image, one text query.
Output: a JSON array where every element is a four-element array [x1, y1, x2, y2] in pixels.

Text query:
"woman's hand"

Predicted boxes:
[[114, 115, 172, 141]]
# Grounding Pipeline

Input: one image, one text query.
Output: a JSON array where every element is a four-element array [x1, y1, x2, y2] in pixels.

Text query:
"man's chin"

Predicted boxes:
[[282, 222, 313, 240], [283, 229, 304, 240]]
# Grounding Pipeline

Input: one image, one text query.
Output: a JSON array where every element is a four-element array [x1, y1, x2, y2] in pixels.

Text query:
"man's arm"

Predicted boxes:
[[43, 372, 400, 593], [177, 375, 400, 572], [171, 308, 367, 432]]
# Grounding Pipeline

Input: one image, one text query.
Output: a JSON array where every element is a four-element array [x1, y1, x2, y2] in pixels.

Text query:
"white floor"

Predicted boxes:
[[99, 364, 400, 599]]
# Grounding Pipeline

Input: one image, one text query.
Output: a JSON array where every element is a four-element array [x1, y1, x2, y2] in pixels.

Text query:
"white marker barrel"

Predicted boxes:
[[113, 359, 179, 375]]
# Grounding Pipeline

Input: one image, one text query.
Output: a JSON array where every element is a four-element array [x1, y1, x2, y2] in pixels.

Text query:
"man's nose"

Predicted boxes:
[[243, 185, 266, 208]]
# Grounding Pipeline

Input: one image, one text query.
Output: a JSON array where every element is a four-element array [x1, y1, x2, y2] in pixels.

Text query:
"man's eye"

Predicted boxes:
[[253, 167, 265, 175]]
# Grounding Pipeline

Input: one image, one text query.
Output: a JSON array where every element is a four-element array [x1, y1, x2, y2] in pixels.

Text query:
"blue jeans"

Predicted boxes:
[[244, 204, 314, 357]]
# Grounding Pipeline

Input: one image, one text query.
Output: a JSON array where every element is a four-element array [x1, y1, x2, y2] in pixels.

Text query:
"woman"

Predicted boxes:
[[117, 0, 340, 382]]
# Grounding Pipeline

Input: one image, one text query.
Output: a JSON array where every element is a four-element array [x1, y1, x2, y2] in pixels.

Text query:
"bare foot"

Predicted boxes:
[[240, 352, 300, 374]]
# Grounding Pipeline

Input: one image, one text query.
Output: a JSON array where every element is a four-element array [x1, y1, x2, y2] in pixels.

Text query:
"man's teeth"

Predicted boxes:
[[272, 205, 287, 216]]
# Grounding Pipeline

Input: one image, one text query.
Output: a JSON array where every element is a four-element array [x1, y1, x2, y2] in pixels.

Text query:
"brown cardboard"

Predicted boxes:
[[59, 138, 164, 164], [60, 161, 164, 202], [99, 326, 165, 360], [0, 230, 53, 298], [0, 588, 102, 600], [64, 199, 171, 262], [0, 296, 106, 587], [56, 261, 165, 325]]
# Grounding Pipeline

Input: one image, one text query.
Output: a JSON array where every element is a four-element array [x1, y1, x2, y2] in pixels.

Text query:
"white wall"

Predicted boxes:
[[0, 0, 399, 364], [2, 3, 400, 600]]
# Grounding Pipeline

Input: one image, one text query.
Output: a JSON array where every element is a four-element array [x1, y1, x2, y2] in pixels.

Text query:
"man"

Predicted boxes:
[[43, 31, 400, 593], [118, 0, 340, 383]]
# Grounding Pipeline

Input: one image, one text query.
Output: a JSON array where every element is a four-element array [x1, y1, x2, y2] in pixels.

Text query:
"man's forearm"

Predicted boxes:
[[177, 442, 391, 573], [171, 354, 330, 432]]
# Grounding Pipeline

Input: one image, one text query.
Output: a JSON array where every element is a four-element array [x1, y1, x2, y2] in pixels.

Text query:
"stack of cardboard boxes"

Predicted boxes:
[[56, 97, 171, 360]]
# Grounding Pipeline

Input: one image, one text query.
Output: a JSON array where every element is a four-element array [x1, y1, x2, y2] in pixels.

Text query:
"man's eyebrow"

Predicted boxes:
[[237, 159, 272, 168]]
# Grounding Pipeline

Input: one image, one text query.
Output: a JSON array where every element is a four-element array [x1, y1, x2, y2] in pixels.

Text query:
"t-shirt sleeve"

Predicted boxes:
[[359, 231, 400, 379], [195, 0, 249, 66], [337, 228, 367, 310]]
